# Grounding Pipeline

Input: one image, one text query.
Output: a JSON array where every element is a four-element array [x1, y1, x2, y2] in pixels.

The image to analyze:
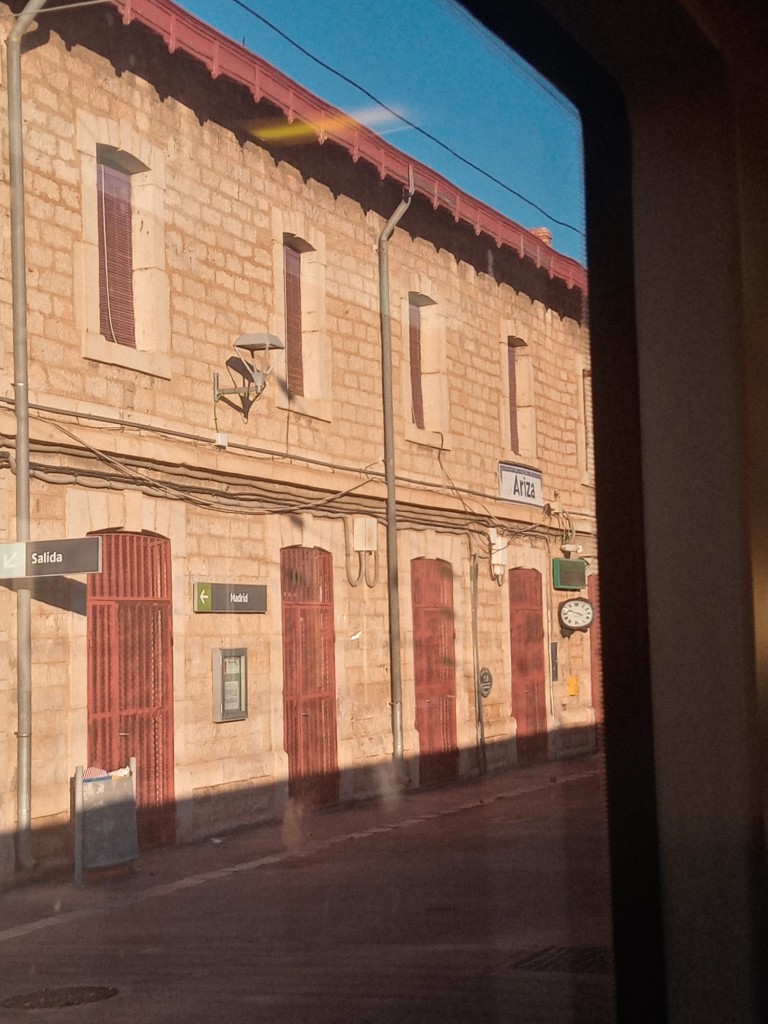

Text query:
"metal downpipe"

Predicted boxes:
[[7, 0, 48, 871], [378, 187, 413, 776]]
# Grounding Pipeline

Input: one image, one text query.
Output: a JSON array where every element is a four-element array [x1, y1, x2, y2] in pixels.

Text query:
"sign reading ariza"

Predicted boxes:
[[498, 462, 544, 508], [193, 582, 267, 614]]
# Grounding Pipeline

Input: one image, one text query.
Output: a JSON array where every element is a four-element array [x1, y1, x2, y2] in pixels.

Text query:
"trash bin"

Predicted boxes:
[[73, 756, 138, 886]]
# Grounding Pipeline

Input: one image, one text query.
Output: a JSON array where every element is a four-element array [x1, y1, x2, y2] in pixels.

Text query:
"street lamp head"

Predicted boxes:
[[213, 332, 285, 423], [234, 333, 284, 355]]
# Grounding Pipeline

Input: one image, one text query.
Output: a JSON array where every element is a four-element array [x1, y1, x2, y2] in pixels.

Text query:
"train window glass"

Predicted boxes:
[[2, 2, 610, 1021]]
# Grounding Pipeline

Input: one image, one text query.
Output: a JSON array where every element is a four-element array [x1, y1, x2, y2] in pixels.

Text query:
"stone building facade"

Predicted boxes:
[[0, 0, 597, 883]]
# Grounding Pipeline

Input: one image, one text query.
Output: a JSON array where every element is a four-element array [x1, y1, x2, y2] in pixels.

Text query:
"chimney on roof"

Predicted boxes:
[[531, 226, 553, 246]]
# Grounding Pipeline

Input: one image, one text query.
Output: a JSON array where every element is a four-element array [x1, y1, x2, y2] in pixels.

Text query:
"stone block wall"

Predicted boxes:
[[0, 4, 597, 882]]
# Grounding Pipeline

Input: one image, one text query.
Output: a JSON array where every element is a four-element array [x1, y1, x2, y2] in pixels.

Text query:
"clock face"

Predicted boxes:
[[558, 598, 594, 631]]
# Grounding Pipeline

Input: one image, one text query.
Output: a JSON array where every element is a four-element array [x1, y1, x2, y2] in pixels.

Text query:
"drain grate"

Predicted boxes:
[[1, 986, 118, 1010], [511, 946, 613, 974]]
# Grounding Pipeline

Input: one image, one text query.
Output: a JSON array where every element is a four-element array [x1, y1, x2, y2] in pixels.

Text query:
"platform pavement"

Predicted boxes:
[[0, 755, 606, 939]]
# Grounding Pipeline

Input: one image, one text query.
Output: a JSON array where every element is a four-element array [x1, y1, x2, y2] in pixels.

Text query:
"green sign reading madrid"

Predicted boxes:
[[193, 582, 267, 614]]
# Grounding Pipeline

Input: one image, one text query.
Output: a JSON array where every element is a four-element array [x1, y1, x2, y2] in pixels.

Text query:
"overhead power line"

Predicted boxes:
[[226, 0, 585, 237]]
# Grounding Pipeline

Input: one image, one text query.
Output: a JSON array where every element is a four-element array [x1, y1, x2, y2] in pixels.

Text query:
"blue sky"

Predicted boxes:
[[176, 0, 586, 264]]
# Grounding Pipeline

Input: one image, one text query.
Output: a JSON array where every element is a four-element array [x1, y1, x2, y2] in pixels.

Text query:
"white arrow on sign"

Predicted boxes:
[[0, 542, 26, 579]]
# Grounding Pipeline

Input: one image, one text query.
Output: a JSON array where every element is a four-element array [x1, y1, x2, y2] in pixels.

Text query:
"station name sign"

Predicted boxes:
[[0, 537, 102, 579], [498, 462, 544, 508], [193, 582, 267, 614]]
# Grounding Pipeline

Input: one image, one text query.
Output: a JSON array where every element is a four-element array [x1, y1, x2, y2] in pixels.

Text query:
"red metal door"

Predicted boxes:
[[87, 531, 175, 847], [509, 567, 548, 764], [588, 574, 604, 751], [411, 558, 458, 786], [281, 547, 339, 806]]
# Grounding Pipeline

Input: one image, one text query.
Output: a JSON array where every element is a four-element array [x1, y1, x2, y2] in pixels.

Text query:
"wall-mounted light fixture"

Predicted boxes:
[[213, 333, 284, 422], [489, 528, 508, 583], [344, 515, 379, 588]]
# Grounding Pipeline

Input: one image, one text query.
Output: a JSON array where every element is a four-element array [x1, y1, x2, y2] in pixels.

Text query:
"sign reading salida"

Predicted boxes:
[[31, 551, 62, 564], [498, 463, 544, 508], [0, 537, 103, 579]]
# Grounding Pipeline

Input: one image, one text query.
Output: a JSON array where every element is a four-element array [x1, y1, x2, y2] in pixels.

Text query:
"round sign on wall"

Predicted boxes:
[[478, 667, 493, 698]]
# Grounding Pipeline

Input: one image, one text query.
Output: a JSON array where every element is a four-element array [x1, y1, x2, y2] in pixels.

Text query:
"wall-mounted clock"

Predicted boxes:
[[558, 597, 594, 635]]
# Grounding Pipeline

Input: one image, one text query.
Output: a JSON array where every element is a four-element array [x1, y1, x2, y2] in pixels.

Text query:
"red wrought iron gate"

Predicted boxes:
[[509, 567, 548, 764], [280, 547, 339, 805], [87, 531, 175, 847], [411, 558, 458, 786], [588, 574, 604, 750]]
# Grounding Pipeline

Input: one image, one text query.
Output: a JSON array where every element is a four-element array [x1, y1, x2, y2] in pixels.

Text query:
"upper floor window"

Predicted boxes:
[[409, 296, 426, 430], [507, 337, 525, 453], [499, 328, 536, 460], [404, 290, 450, 448], [270, 212, 331, 422], [97, 154, 139, 347], [283, 240, 306, 397], [76, 114, 169, 378], [583, 368, 594, 476], [576, 356, 595, 484]]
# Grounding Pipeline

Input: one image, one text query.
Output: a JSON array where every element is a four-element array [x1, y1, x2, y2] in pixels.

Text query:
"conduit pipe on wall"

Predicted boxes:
[[378, 186, 413, 776], [7, 0, 49, 872]]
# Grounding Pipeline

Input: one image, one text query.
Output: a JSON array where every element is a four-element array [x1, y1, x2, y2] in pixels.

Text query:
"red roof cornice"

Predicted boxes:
[[113, 0, 586, 293]]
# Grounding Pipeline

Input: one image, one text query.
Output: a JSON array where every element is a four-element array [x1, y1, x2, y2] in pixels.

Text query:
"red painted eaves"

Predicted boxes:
[[113, 0, 587, 294]]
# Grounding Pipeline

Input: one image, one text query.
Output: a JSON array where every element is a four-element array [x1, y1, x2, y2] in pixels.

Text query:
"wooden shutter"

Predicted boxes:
[[284, 244, 304, 397], [583, 369, 595, 476], [588, 574, 604, 751], [508, 339, 520, 452], [97, 163, 136, 348], [409, 299, 425, 429]]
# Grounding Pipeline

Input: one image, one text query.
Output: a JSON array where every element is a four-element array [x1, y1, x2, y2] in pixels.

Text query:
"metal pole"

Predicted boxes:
[[378, 187, 413, 776], [7, 0, 48, 871]]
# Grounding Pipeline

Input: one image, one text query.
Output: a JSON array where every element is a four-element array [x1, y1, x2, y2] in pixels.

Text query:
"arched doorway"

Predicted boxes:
[[86, 530, 175, 847], [588, 573, 604, 751], [280, 546, 339, 806], [411, 557, 458, 786], [509, 567, 548, 764]]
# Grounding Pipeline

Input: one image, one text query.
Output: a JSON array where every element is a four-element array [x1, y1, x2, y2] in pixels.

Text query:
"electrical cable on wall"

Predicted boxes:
[[0, 398, 601, 535], [2, 408, 592, 545]]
